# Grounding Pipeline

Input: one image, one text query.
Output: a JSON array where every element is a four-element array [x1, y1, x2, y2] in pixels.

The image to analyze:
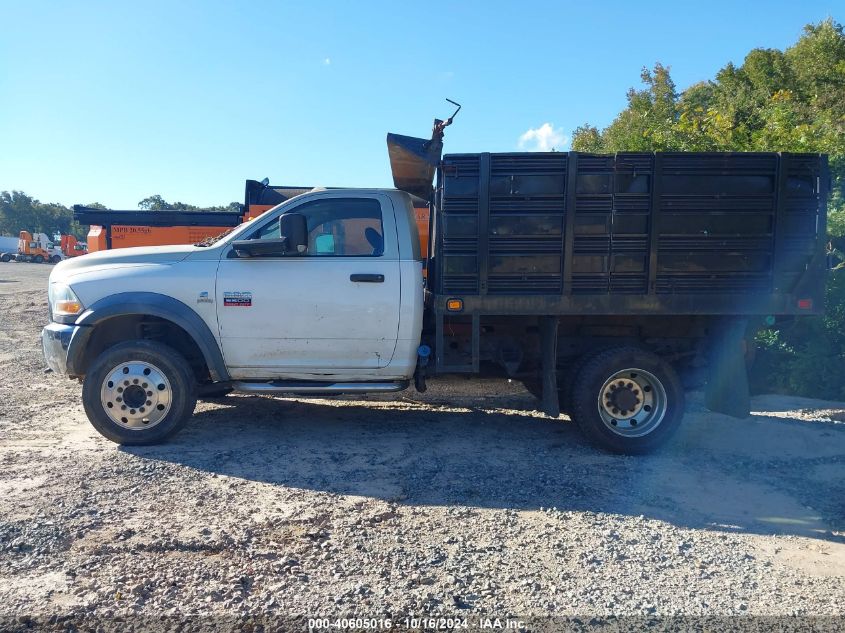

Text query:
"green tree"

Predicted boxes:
[[0, 191, 86, 239], [138, 194, 240, 213], [570, 124, 604, 152], [2, 191, 241, 242]]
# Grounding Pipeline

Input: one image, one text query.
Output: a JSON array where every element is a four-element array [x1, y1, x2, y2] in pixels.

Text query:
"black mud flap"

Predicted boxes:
[[386, 132, 443, 200], [540, 316, 560, 418], [705, 318, 751, 418]]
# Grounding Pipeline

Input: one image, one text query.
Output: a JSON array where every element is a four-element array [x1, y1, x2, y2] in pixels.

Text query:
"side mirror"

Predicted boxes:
[[279, 213, 307, 254], [229, 212, 309, 258]]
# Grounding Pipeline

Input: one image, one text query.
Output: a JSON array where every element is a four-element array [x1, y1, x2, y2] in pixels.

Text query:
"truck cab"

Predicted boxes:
[[59, 234, 88, 258], [42, 189, 424, 444]]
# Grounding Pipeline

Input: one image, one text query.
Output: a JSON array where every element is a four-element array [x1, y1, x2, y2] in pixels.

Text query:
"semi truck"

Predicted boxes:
[[41, 120, 829, 454], [0, 232, 86, 263], [1, 231, 63, 263], [59, 234, 88, 259]]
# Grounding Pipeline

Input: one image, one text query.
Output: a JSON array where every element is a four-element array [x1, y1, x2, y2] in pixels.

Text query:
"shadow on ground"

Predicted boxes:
[[125, 393, 845, 543]]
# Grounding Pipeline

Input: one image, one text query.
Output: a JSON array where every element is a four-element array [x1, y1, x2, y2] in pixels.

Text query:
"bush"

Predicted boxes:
[[751, 269, 845, 400]]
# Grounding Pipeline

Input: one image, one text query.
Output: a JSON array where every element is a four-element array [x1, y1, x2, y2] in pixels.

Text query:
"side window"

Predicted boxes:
[[253, 219, 281, 241], [254, 197, 384, 257]]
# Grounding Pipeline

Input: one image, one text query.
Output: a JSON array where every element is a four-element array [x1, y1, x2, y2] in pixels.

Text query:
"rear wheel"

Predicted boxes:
[[0, 253, 10, 263], [523, 350, 609, 413], [559, 352, 598, 413], [33, 255, 44, 263], [570, 346, 684, 454], [82, 340, 197, 445]]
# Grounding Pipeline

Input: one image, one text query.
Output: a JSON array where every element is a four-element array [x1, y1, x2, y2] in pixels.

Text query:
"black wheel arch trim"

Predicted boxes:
[[67, 292, 229, 381]]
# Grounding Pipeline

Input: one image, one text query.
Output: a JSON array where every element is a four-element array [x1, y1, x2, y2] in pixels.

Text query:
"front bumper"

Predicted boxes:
[[41, 322, 76, 375]]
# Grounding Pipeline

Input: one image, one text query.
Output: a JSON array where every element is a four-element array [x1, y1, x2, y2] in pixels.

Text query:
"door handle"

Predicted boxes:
[[350, 274, 384, 283]]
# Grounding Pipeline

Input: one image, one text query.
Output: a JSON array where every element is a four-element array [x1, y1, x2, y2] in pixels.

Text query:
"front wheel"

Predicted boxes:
[[49, 255, 62, 264], [82, 340, 197, 445], [570, 347, 684, 454]]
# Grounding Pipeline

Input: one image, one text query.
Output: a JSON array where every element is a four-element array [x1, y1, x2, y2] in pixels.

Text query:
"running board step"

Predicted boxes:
[[231, 380, 409, 395]]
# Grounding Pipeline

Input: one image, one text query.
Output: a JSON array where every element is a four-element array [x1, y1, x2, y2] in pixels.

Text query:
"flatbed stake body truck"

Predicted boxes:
[[42, 127, 829, 453]]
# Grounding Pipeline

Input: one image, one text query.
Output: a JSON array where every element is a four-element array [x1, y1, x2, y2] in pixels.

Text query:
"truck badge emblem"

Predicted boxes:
[[223, 291, 252, 307]]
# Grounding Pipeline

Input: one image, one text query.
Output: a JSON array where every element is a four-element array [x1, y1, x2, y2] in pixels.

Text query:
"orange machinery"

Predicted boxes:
[[10, 231, 59, 263], [60, 234, 88, 258], [78, 211, 248, 252], [75, 182, 432, 262], [1, 232, 87, 263]]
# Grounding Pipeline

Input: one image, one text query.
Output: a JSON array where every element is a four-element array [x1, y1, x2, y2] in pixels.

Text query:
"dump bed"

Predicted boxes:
[[430, 152, 828, 316]]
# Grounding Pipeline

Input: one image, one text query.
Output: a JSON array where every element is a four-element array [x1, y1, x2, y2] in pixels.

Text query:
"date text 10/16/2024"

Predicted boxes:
[[308, 617, 526, 631]]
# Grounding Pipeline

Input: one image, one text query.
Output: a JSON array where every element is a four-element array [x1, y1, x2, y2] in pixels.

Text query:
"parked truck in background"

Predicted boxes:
[[59, 234, 88, 259], [0, 236, 19, 259], [1, 231, 63, 263], [41, 119, 829, 454], [1, 232, 87, 263]]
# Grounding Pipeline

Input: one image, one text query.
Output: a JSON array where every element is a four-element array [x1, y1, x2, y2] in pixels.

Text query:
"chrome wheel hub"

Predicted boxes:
[[100, 361, 172, 430], [597, 368, 667, 437]]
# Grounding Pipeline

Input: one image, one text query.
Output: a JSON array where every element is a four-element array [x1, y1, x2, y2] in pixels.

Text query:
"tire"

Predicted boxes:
[[559, 352, 600, 413], [82, 339, 197, 445], [523, 350, 610, 412], [570, 346, 685, 454], [33, 255, 44, 264], [50, 255, 62, 264], [0, 253, 9, 263]]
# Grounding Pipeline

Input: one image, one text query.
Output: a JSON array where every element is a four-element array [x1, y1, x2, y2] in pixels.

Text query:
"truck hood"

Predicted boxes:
[[54, 244, 198, 277]]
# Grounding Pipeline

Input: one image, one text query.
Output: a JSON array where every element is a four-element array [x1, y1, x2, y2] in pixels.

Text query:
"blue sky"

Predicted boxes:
[[0, 0, 840, 209]]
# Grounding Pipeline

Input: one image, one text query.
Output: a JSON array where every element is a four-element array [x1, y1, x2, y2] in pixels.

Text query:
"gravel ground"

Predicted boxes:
[[0, 263, 843, 629]]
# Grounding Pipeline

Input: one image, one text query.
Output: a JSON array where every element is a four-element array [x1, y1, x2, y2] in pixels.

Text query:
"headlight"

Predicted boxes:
[[49, 283, 84, 319]]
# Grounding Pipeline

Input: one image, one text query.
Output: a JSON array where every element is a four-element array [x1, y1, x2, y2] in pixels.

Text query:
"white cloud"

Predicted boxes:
[[323, 57, 331, 65], [517, 123, 568, 152]]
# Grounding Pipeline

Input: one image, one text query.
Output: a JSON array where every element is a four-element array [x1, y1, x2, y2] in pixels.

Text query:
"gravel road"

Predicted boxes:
[[0, 263, 843, 629]]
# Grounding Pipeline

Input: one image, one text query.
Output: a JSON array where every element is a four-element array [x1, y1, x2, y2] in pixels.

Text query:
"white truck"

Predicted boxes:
[[41, 130, 829, 454]]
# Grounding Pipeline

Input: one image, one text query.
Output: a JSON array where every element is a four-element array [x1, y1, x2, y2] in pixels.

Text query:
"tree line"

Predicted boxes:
[[0, 192, 240, 240]]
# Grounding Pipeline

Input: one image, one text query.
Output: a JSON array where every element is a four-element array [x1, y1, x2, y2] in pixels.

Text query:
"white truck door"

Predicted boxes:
[[215, 193, 401, 376]]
